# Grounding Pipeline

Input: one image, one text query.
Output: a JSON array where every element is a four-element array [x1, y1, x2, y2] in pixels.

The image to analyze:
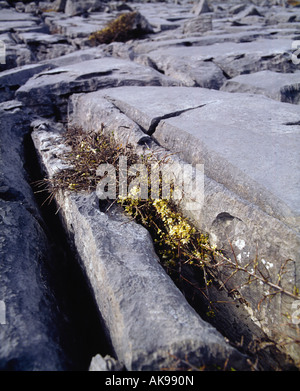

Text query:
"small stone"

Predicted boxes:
[[192, 0, 212, 15]]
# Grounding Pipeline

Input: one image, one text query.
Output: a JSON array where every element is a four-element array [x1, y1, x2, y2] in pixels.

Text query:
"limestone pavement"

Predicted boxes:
[[0, 0, 300, 370]]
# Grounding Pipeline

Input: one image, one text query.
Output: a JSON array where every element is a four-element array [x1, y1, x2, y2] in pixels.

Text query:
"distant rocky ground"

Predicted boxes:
[[0, 0, 300, 371]]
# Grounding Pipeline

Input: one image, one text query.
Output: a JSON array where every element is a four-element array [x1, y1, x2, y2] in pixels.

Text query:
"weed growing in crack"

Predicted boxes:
[[39, 124, 139, 199], [37, 124, 300, 365], [89, 12, 149, 45], [39, 125, 299, 305]]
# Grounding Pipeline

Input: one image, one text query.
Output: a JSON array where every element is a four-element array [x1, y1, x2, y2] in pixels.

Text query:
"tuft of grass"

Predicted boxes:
[[40, 124, 139, 196], [89, 11, 149, 45], [39, 124, 212, 281]]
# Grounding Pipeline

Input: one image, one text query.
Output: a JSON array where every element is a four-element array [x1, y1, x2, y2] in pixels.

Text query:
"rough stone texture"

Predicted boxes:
[[64, 0, 105, 16], [132, 39, 298, 86], [43, 13, 112, 40], [31, 124, 250, 371], [221, 70, 300, 104], [94, 86, 300, 231], [0, 47, 108, 103], [15, 57, 179, 118], [89, 354, 123, 371], [0, 108, 71, 370], [183, 14, 213, 34], [69, 87, 300, 365], [192, 0, 212, 15], [12, 31, 75, 61], [1, 0, 300, 370], [0, 63, 53, 103], [0, 200, 68, 370]]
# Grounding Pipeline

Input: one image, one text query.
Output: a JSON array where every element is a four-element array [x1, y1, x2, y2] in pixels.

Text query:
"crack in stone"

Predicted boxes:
[[283, 121, 300, 126], [148, 104, 207, 135]]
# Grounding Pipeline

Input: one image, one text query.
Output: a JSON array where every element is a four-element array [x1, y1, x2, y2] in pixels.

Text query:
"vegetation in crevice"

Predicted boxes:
[[89, 11, 151, 45], [37, 124, 300, 369]]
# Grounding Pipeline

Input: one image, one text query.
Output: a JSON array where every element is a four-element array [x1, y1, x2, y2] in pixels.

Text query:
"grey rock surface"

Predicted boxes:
[[183, 14, 213, 34], [31, 124, 250, 371], [0, 199, 66, 370], [132, 39, 298, 85], [0, 63, 53, 103], [192, 0, 212, 15], [221, 70, 300, 104], [94, 86, 300, 230], [69, 87, 300, 366], [0, 108, 70, 370], [1, 0, 300, 370], [16, 57, 178, 117], [65, 0, 105, 16]]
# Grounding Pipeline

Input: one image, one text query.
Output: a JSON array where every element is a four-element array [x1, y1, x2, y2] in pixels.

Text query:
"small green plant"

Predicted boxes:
[[39, 125, 299, 306], [38, 124, 213, 282], [37, 124, 300, 366], [118, 191, 212, 278], [39, 124, 139, 202]]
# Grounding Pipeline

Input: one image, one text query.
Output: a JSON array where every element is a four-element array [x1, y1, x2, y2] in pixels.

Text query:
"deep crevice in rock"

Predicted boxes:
[[23, 132, 115, 370]]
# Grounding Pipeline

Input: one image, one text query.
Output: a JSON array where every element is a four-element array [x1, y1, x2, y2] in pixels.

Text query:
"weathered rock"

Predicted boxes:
[[136, 39, 298, 84], [38, 1, 59, 12], [0, 198, 69, 370], [39, 46, 106, 67], [98, 86, 300, 229], [13, 31, 75, 61], [1, 44, 35, 72], [53, 0, 67, 12], [0, 46, 108, 103], [221, 70, 300, 104], [15, 2, 25, 13], [235, 5, 263, 19], [265, 9, 300, 24], [25, 2, 38, 14], [0, 107, 70, 370], [68, 86, 300, 364], [229, 3, 248, 15], [192, 0, 212, 15], [15, 57, 178, 118], [43, 12, 116, 43], [31, 123, 250, 371], [1, 0, 300, 371], [0, 8, 40, 24], [64, 0, 105, 16]]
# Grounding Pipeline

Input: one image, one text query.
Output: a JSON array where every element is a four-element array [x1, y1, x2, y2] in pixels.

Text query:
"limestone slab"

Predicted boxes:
[[69, 87, 300, 365], [0, 108, 72, 370], [15, 57, 178, 117], [96, 86, 300, 231], [31, 123, 249, 371], [221, 70, 300, 104], [140, 39, 298, 81]]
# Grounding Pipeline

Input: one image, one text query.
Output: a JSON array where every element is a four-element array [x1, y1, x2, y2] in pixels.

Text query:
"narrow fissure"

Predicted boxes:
[[23, 132, 115, 371], [26, 122, 298, 371], [148, 104, 207, 135]]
